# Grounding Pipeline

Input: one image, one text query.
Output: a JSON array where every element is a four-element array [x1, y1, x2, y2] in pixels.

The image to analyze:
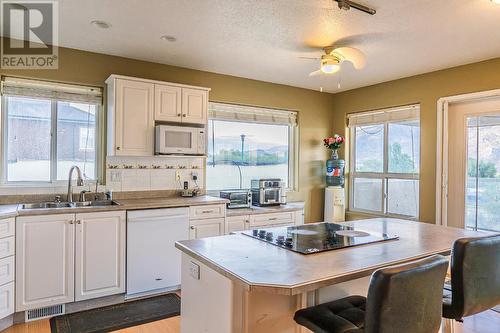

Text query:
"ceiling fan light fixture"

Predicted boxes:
[[320, 56, 341, 74]]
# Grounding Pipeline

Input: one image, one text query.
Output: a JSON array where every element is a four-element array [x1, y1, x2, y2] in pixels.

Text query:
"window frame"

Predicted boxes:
[[348, 119, 420, 219], [206, 118, 299, 193], [0, 95, 101, 186]]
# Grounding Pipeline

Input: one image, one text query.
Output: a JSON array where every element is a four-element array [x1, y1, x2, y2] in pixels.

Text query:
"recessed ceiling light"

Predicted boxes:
[[160, 35, 177, 42], [91, 20, 111, 29]]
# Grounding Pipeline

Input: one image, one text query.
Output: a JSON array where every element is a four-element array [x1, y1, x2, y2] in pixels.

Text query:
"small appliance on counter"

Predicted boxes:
[[220, 190, 252, 209], [250, 178, 286, 207], [181, 181, 200, 197]]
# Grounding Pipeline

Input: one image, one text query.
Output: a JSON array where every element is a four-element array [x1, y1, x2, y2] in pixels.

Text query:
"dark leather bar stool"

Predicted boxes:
[[442, 234, 500, 321], [294, 255, 449, 333]]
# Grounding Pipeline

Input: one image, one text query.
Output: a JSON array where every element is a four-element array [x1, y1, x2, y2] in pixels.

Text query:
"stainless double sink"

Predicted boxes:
[[21, 200, 120, 210]]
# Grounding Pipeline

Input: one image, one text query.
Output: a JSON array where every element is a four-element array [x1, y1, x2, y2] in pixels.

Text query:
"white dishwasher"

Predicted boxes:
[[127, 207, 189, 298]]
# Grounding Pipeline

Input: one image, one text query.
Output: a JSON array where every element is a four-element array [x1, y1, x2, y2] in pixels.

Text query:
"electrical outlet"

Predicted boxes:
[[175, 170, 181, 181], [109, 171, 121, 182], [189, 261, 200, 280]]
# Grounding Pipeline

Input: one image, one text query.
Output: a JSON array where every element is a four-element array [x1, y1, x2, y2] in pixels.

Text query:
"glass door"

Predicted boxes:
[[447, 97, 500, 232], [465, 114, 500, 232]]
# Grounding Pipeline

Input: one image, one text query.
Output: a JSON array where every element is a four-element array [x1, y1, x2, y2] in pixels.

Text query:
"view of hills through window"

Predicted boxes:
[[206, 120, 290, 190]]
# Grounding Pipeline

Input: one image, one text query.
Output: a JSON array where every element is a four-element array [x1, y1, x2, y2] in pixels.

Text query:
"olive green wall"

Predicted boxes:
[[331, 57, 500, 223], [0, 42, 335, 222]]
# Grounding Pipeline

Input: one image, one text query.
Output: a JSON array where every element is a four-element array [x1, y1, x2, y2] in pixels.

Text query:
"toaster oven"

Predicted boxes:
[[250, 179, 286, 206], [219, 190, 252, 209]]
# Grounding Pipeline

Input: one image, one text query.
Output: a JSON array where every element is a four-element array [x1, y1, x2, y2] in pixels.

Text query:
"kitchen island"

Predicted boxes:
[[175, 218, 490, 333]]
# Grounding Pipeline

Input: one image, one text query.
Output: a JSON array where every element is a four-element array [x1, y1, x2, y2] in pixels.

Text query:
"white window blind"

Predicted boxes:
[[209, 102, 297, 126], [1, 77, 103, 104], [347, 104, 420, 127]]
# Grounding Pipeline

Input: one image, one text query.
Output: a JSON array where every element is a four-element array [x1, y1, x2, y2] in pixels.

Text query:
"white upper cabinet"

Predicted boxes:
[[154, 84, 182, 122], [108, 77, 154, 156], [181, 88, 207, 125], [107, 75, 210, 157]]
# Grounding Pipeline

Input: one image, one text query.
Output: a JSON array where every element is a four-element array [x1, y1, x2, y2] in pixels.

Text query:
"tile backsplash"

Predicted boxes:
[[105, 156, 204, 192], [0, 156, 205, 197]]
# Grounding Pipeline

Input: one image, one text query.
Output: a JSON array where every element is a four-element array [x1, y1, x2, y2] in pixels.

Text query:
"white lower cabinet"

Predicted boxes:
[[224, 210, 304, 234], [75, 211, 126, 301], [16, 211, 126, 311], [225, 215, 249, 233], [189, 218, 224, 239], [0, 282, 14, 319], [16, 214, 75, 311], [0, 216, 15, 321]]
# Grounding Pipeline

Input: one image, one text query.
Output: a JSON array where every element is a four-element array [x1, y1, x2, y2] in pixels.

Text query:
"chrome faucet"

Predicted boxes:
[[67, 166, 84, 203]]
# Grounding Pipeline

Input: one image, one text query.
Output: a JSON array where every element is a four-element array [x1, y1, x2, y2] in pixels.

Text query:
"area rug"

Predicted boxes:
[[50, 293, 180, 333]]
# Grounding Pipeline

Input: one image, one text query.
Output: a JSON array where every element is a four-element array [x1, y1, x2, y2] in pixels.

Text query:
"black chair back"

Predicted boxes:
[[364, 255, 449, 333], [444, 234, 500, 320]]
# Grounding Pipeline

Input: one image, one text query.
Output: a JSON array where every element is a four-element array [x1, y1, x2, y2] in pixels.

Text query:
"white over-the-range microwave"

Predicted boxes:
[[155, 125, 206, 155]]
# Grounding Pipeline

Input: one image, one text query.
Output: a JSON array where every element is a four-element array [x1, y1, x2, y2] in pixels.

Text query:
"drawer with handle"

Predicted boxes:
[[189, 204, 225, 220], [248, 212, 295, 228], [0, 218, 14, 239], [0, 256, 14, 286], [0, 237, 14, 259]]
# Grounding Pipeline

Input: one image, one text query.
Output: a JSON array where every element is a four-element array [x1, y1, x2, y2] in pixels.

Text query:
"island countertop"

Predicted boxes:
[[175, 218, 493, 295]]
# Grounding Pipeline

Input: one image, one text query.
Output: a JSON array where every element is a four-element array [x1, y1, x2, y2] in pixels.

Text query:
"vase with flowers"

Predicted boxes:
[[323, 134, 345, 187], [323, 135, 345, 160]]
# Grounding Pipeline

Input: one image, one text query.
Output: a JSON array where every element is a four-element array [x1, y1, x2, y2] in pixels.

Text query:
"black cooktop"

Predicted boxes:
[[242, 222, 398, 254]]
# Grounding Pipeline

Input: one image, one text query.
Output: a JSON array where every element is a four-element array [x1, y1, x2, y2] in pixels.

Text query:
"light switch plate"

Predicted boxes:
[[189, 261, 200, 280]]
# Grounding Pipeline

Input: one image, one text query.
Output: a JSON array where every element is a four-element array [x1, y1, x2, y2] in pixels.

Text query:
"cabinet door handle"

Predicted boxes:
[[190, 226, 196, 230], [245, 219, 250, 223], [177, 113, 181, 117], [116, 146, 121, 151], [76, 220, 81, 224], [269, 217, 277, 221], [68, 220, 74, 224], [202, 210, 213, 214], [182, 114, 187, 117]]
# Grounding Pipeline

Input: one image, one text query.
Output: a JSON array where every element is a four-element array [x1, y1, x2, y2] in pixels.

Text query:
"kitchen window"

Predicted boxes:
[[207, 102, 298, 191], [348, 104, 420, 218], [1, 77, 102, 183]]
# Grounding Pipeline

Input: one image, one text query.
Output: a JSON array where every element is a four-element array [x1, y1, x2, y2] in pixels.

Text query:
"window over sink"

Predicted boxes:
[[206, 102, 298, 191], [1, 77, 102, 184], [348, 104, 420, 218]]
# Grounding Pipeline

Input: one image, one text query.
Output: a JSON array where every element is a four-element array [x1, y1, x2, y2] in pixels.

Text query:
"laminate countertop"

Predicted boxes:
[[175, 218, 494, 296], [226, 202, 305, 217], [0, 205, 19, 219], [5, 195, 229, 217]]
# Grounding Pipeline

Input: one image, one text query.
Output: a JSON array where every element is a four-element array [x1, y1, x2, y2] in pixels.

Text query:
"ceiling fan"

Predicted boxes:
[[301, 46, 367, 77], [333, 0, 376, 15]]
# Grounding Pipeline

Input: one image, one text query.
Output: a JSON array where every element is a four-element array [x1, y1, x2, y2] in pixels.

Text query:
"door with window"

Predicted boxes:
[[447, 98, 500, 232], [348, 105, 420, 219]]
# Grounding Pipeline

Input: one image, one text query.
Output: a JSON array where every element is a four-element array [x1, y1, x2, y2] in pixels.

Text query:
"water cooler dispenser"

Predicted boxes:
[[324, 158, 346, 222]]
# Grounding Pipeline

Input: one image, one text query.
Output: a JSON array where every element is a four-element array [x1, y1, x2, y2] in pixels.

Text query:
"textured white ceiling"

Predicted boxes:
[[32, 1, 500, 92]]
